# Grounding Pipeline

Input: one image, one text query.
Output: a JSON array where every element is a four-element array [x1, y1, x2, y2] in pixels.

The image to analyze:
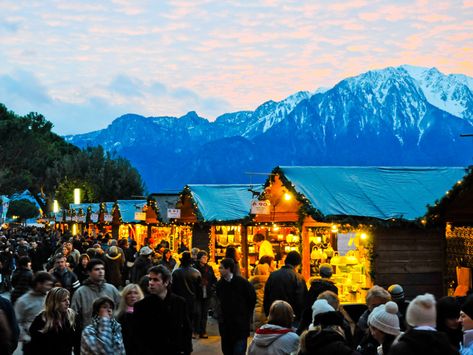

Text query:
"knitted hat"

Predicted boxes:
[[388, 284, 405, 301], [319, 263, 333, 278], [368, 301, 401, 336], [312, 299, 335, 321], [140, 246, 153, 256], [461, 294, 473, 319], [406, 293, 436, 327], [108, 246, 119, 257]]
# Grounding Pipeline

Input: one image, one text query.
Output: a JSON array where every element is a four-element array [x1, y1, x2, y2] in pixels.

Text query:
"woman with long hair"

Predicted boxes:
[[116, 284, 144, 355], [225, 246, 242, 276], [29, 287, 81, 355]]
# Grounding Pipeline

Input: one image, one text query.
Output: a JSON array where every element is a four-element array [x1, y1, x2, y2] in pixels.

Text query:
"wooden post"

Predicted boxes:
[[210, 225, 216, 263], [241, 225, 248, 278], [302, 223, 310, 281]]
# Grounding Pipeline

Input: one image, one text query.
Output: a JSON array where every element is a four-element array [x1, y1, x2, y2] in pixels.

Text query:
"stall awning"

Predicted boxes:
[[278, 166, 467, 220], [116, 200, 147, 223], [187, 184, 263, 222]]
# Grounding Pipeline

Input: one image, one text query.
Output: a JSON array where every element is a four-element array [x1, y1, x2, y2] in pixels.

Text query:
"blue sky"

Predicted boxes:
[[1, 0, 472, 134]]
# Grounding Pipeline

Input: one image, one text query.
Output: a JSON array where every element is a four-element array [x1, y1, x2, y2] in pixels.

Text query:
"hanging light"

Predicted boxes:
[[284, 192, 292, 201], [360, 232, 368, 240], [74, 188, 81, 204], [53, 200, 59, 213], [331, 224, 338, 233]]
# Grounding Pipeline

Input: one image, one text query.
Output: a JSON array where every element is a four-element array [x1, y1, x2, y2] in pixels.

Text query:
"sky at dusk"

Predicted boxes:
[[1, 0, 472, 135]]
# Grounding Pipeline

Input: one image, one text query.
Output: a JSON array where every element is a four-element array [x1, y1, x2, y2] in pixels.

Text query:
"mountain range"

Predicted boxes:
[[65, 65, 473, 192]]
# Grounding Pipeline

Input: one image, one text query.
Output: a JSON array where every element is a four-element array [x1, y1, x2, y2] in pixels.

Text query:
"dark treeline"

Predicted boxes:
[[0, 103, 145, 211]]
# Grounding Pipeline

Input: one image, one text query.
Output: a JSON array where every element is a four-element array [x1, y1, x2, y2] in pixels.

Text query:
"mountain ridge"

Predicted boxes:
[[64, 65, 473, 191]]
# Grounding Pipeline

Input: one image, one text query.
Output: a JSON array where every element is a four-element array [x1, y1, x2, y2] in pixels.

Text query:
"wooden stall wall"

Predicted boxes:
[[192, 224, 211, 252], [374, 227, 445, 299]]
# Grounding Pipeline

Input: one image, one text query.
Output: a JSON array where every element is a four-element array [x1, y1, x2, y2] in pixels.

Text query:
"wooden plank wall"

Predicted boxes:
[[374, 227, 445, 300]]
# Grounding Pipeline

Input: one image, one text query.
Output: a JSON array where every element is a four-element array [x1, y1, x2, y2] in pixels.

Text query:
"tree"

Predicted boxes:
[[6, 199, 39, 224]]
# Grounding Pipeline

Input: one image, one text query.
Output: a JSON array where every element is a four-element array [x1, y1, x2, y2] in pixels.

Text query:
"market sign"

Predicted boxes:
[[167, 208, 181, 219], [90, 213, 98, 223], [134, 212, 146, 221], [251, 200, 271, 215], [104, 214, 113, 223], [78, 216, 86, 223]]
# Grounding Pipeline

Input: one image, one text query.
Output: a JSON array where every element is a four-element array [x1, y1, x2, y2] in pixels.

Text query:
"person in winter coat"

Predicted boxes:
[[299, 263, 338, 334], [14, 271, 54, 354], [437, 296, 462, 350], [172, 251, 202, 338], [71, 259, 121, 329], [132, 265, 193, 355], [81, 296, 126, 355], [247, 300, 299, 355], [0, 294, 19, 355], [159, 248, 177, 271], [11, 256, 33, 305], [29, 287, 81, 355], [130, 246, 153, 283], [459, 294, 473, 354], [367, 301, 401, 355], [104, 246, 124, 288], [217, 258, 256, 355], [249, 263, 270, 330], [193, 250, 217, 338], [299, 299, 360, 355], [116, 283, 144, 355], [73, 253, 90, 284], [389, 293, 458, 355], [51, 254, 80, 295], [263, 251, 307, 323]]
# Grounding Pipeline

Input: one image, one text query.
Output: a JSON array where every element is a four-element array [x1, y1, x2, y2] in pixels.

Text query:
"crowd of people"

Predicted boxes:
[[1, 227, 473, 354]]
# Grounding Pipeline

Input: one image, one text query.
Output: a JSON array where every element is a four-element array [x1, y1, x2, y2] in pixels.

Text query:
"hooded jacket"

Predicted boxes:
[[247, 324, 299, 355], [389, 329, 459, 355], [299, 328, 360, 355], [71, 278, 121, 328]]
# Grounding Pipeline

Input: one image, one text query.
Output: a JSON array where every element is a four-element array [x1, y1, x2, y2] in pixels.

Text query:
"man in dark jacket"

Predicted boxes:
[[263, 251, 307, 323], [216, 258, 256, 355], [11, 256, 33, 305], [172, 251, 202, 338], [194, 250, 217, 338], [51, 253, 80, 295], [132, 265, 192, 355]]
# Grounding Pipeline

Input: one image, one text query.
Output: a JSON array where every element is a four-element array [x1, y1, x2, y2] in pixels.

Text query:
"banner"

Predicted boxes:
[[167, 208, 181, 219]]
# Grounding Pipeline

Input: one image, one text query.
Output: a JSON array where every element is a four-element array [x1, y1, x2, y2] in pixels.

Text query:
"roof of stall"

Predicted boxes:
[[150, 193, 180, 223], [276, 166, 467, 221], [69, 200, 147, 222], [186, 184, 263, 222]]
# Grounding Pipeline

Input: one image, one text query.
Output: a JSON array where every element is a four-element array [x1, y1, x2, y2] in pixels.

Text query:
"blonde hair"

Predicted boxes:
[[41, 287, 76, 333], [116, 283, 144, 318]]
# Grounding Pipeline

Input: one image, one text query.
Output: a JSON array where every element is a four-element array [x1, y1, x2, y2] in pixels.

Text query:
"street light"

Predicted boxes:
[[53, 200, 59, 214], [74, 188, 81, 205]]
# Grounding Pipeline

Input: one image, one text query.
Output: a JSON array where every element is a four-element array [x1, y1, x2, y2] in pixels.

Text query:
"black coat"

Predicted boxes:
[[11, 266, 33, 304], [194, 262, 218, 298], [171, 266, 202, 309], [132, 293, 192, 355], [0, 295, 19, 354], [29, 311, 81, 355], [263, 265, 307, 320], [130, 256, 152, 283], [117, 312, 134, 355], [299, 329, 360, 355], [389, 329, 459, 355], [216, 275, 256, 340]]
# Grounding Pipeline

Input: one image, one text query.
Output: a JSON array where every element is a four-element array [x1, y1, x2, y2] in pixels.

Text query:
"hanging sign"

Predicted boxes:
[[251, 200, 271, 214], [104, 214, 113, 223], [90, 213, 99, 223], [134, 212, 146, 221], [78, 216, 86, 223], [65, 216, 72, 221], [72, 216, 79, 222], [167, 208, 181, 219]]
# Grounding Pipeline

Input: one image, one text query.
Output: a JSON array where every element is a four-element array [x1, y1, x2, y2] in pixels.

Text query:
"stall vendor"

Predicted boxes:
[[254, 234, 275, 259]]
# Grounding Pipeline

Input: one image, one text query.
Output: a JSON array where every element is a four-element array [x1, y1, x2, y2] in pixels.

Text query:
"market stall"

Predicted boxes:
[[256, 166, 466, 301], [174, 184, 261, 273]]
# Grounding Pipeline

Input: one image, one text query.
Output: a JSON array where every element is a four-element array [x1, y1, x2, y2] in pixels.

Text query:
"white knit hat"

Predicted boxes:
[[312, 299, 335, 321], [406, 293, 436, 327], [368, 301, 400, 336]]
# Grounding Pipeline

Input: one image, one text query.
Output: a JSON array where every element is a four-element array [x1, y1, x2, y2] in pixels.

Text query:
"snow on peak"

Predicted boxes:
[[401, 64, 473, 120]]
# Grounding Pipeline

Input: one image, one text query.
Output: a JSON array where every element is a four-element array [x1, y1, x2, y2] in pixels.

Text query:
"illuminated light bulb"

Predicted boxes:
[[360, 233, 367, 240], [284, 192, 292, 201], [331, 225, 338, 233], [272, 224, 280, 232]]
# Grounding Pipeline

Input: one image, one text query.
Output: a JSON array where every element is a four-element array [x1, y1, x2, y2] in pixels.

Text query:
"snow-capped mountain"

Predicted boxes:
[[65, 65, 473, 191]]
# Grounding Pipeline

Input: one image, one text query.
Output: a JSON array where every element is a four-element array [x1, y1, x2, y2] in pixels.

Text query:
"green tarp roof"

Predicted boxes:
[[278, 166, 467, 220], [187, 184, 262, 222]]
